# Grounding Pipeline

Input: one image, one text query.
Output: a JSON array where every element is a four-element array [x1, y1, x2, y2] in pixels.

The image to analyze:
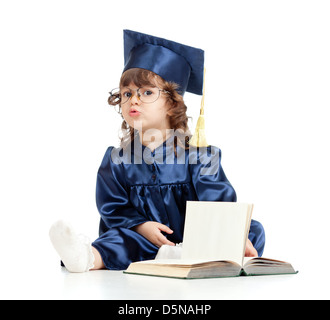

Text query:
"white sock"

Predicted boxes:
[[49, 220, 95, 273]]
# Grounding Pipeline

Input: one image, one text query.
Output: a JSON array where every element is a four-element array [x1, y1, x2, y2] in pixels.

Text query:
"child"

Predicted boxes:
[[49, 30, 265, 272]]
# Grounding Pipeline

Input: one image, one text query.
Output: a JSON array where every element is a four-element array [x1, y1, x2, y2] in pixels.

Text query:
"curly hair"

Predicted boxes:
[[108, 68, 191, 148]]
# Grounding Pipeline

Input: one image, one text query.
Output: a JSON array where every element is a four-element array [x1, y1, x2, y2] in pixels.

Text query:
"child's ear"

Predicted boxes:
[[166, 106, 173, 117], [165, 99, 175, 114]]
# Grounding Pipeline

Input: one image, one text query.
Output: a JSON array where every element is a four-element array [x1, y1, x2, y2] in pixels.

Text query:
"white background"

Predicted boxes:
[[0, 0, 329, 299]]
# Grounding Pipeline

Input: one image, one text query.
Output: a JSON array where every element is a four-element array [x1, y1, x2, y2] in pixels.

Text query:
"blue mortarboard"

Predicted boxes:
[[123, 30, 204, 96]]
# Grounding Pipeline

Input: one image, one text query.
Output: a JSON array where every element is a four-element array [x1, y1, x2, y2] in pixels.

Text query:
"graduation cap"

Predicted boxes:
[[123, 29, 208, 147], [123, 29, 204, 96]]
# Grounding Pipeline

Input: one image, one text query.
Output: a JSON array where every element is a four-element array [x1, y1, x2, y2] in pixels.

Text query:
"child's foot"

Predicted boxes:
[[49, 220, 94, 273]]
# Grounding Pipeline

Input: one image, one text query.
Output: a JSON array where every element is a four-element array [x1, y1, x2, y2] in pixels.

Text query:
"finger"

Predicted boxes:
[[245, 240, 258, 257], [153, 233, 175, 247], [157, 223, 174, 235], [157, 233, 175, 247]]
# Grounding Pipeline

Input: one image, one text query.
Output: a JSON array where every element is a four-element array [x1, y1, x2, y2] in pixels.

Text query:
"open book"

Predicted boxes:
[[125, 257, 297, 279], [125, 201, 297, 279]]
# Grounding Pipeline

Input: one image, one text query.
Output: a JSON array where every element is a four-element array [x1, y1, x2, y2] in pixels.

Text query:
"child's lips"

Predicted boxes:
[[129, 109, 141, 117]]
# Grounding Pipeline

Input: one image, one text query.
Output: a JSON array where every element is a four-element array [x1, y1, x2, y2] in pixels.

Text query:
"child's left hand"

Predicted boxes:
[[245, 239, 258, 257]]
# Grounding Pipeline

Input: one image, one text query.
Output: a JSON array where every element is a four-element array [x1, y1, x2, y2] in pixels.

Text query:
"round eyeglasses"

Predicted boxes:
[[109, 87, 169, 104]]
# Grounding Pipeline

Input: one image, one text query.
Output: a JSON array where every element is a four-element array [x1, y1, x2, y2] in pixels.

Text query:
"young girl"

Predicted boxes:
[[49, 30, 265, 272]]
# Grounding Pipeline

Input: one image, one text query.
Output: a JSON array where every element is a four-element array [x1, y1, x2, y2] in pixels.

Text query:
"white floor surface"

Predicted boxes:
[[1, 257, 328, 300]]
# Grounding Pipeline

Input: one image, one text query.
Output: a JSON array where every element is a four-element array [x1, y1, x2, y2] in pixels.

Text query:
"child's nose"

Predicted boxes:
[[130, 93, 141, 105]]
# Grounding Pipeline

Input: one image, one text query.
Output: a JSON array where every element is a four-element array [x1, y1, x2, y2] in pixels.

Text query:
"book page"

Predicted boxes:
[[243, 257, 290, 266], [181, 201, 252, 265], [132, 259, 228, 266]]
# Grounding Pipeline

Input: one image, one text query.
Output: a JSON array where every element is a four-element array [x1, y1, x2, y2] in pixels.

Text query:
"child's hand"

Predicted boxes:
[[245, 239, 258, 257], [133, 222, 175, 248]]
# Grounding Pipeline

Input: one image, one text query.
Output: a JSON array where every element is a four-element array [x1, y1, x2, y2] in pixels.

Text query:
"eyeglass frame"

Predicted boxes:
[[109, 86, 170, 105]]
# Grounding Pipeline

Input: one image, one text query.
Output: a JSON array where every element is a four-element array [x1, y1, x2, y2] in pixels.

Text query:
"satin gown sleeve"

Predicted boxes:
[[95, 147, 148, 230], [189, 146, 237, 202]]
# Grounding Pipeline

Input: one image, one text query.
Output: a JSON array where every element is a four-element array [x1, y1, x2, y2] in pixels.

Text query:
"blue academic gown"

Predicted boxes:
[[92, 137, 265, 270]]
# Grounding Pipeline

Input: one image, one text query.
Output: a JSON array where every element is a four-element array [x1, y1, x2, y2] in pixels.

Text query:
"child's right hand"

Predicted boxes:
[[245, 238, 258, 257], [133, 221, 175, 248]]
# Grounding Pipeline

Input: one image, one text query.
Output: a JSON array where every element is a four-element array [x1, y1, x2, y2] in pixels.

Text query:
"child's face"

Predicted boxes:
[[120, 82, 171, 134]]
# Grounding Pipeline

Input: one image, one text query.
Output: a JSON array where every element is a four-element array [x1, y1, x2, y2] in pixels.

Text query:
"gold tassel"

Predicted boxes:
[[189, 68, 208, 147]]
